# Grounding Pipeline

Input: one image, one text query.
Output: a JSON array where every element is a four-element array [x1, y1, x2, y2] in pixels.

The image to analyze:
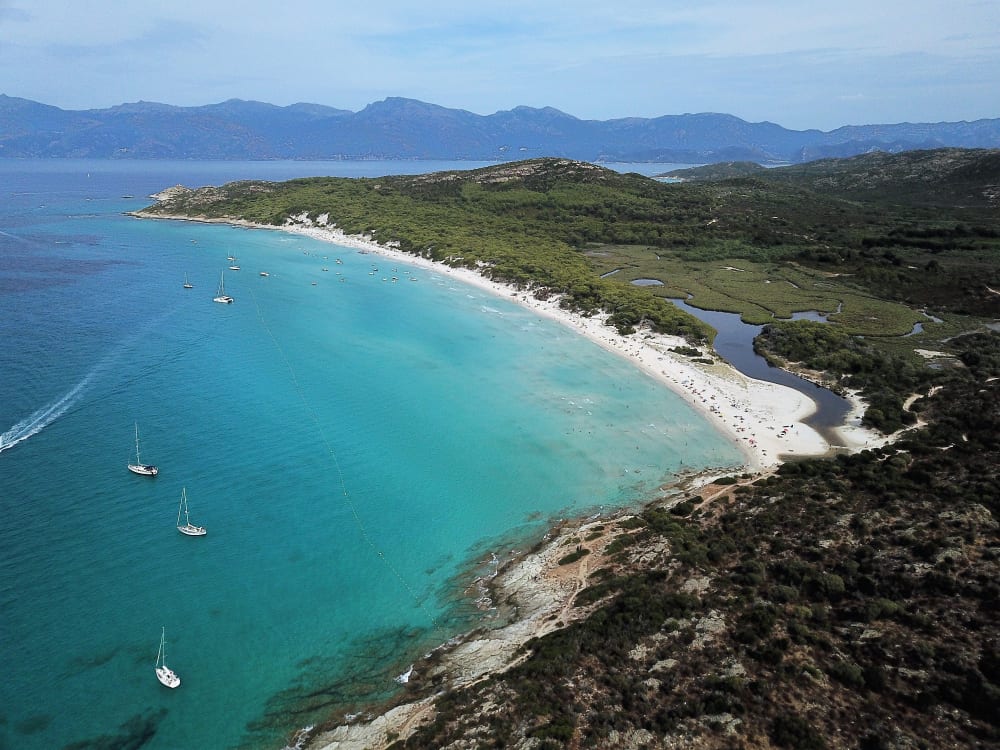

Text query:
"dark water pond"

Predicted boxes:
[[669, 299, 852, 435]]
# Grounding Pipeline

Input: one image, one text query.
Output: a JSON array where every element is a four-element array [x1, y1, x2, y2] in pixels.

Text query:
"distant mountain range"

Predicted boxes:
[[1, 94, 999, 164]]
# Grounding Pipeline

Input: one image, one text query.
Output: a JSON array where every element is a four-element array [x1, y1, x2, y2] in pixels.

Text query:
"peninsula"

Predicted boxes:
[[135, 151, 1000, 749]]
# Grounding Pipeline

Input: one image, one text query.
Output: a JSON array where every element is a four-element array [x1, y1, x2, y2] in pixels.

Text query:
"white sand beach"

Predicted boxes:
[[137, 207, 888, 467], [274, 215, 888, 471]]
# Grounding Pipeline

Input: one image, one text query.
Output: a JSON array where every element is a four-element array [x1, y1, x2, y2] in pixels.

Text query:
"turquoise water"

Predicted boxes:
[[0, 160, 741, 749]]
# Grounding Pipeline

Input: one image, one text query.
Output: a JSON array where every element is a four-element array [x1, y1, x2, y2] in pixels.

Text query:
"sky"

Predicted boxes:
[[0, 0, 997, 131]]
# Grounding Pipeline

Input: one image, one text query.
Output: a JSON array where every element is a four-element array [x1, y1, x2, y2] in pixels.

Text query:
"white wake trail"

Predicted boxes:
[[0, 297, 181, 456], [0, 372, 95, 454]]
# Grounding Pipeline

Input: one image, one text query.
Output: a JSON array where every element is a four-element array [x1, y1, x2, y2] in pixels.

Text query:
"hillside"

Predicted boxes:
[[3, 94, 1000, 162], [142, 147, 1000, 321], [669, 148, 1000, 207]]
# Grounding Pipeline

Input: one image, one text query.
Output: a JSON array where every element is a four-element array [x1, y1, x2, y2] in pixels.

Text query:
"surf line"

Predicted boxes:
[[247, 285, 444, 633]]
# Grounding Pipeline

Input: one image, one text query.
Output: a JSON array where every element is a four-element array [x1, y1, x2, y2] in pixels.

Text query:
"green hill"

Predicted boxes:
[[754, 147, 1000, 207]]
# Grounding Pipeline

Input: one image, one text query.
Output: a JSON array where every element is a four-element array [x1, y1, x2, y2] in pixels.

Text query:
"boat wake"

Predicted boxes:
[[0, 302, 180, 456], [0, 372, 95, 455]]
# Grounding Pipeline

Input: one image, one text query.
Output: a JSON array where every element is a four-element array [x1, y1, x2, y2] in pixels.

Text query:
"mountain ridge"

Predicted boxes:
[[1, 94, 998, 163]]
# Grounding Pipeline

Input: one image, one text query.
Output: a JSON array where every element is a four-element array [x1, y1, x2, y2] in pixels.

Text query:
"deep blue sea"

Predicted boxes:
[[0, 159, 741, 749]]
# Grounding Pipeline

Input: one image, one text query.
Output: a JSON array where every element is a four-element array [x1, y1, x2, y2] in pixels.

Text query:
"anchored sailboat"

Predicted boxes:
[[127, 422, 158, 476], [155, 627, 180, 688], [213, 270, 234, 304], [176, 487, 206, 536], [183, 273, 193, 289]]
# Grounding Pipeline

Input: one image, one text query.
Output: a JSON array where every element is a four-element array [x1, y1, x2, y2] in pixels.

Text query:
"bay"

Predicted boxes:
[[0, 159, 740, 749]]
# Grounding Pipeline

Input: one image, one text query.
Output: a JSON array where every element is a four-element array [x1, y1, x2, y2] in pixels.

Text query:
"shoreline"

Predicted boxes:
[[132, 209, 889, 749], [192, 211, 887, 469], [133, 209, 887, 470]]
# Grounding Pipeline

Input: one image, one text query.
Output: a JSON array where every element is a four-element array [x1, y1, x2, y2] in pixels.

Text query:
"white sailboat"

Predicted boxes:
[[127, 422, 158, 476], [228, 255, 241, 271], [183, 273, 193, 289], [155, 627, 181, 688], [176, 487, 206, 536], [213, 270, 234, 303]]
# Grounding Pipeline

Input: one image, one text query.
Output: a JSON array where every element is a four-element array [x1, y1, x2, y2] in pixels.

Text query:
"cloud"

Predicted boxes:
[[0, 0, 997, 129], [0, 4, 31, 22]]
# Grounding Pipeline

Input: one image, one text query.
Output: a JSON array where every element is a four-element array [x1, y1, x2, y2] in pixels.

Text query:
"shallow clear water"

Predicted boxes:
[[0, 159, 741, 749]]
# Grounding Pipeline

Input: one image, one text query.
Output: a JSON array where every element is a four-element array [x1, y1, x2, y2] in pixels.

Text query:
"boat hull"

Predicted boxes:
[[155, 666, 180, 688], [128, 464, 158, 476], [178, 524, 207, 536]]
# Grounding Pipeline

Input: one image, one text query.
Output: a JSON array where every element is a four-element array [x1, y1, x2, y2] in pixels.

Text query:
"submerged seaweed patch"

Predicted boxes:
[[61, 709, 166, 750]]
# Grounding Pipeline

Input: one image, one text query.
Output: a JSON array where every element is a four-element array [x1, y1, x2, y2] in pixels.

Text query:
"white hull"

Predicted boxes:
[[128, 424, 157, 475], [156, 665, 180, 688], [155, 628, 180, 688], [177, 488, 206, 536], [215, 271, 233, 303]]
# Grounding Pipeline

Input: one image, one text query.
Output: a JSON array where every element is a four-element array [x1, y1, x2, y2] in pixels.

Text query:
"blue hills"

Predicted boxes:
[[1, 94, 998, 163]]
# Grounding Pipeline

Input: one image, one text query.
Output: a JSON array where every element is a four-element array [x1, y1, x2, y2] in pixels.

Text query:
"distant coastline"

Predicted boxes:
[[7, 94, 999, 162]]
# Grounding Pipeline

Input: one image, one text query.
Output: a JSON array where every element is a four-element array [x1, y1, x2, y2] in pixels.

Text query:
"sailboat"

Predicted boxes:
[[228, 255, 241, 271], [155, 627, 181, 688], [127, 422, 158, 476], [176, 487, 206, 536], [183, 273, 193, 289], [213, 270, 234, 304]]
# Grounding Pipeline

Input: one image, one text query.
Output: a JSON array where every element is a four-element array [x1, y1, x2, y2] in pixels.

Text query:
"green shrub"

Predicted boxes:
[[558, 547, 590, 566], [770, 713, 826, 749], [828, 659, 865, 689]]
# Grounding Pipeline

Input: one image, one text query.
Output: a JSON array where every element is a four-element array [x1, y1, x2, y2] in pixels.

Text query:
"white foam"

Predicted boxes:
[[0, 373, 94, 454], [395, 665, 415, 684]]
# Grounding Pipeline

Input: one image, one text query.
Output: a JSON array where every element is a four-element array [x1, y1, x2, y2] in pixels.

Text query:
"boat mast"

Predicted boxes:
[[157, 627, 166, 667]]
